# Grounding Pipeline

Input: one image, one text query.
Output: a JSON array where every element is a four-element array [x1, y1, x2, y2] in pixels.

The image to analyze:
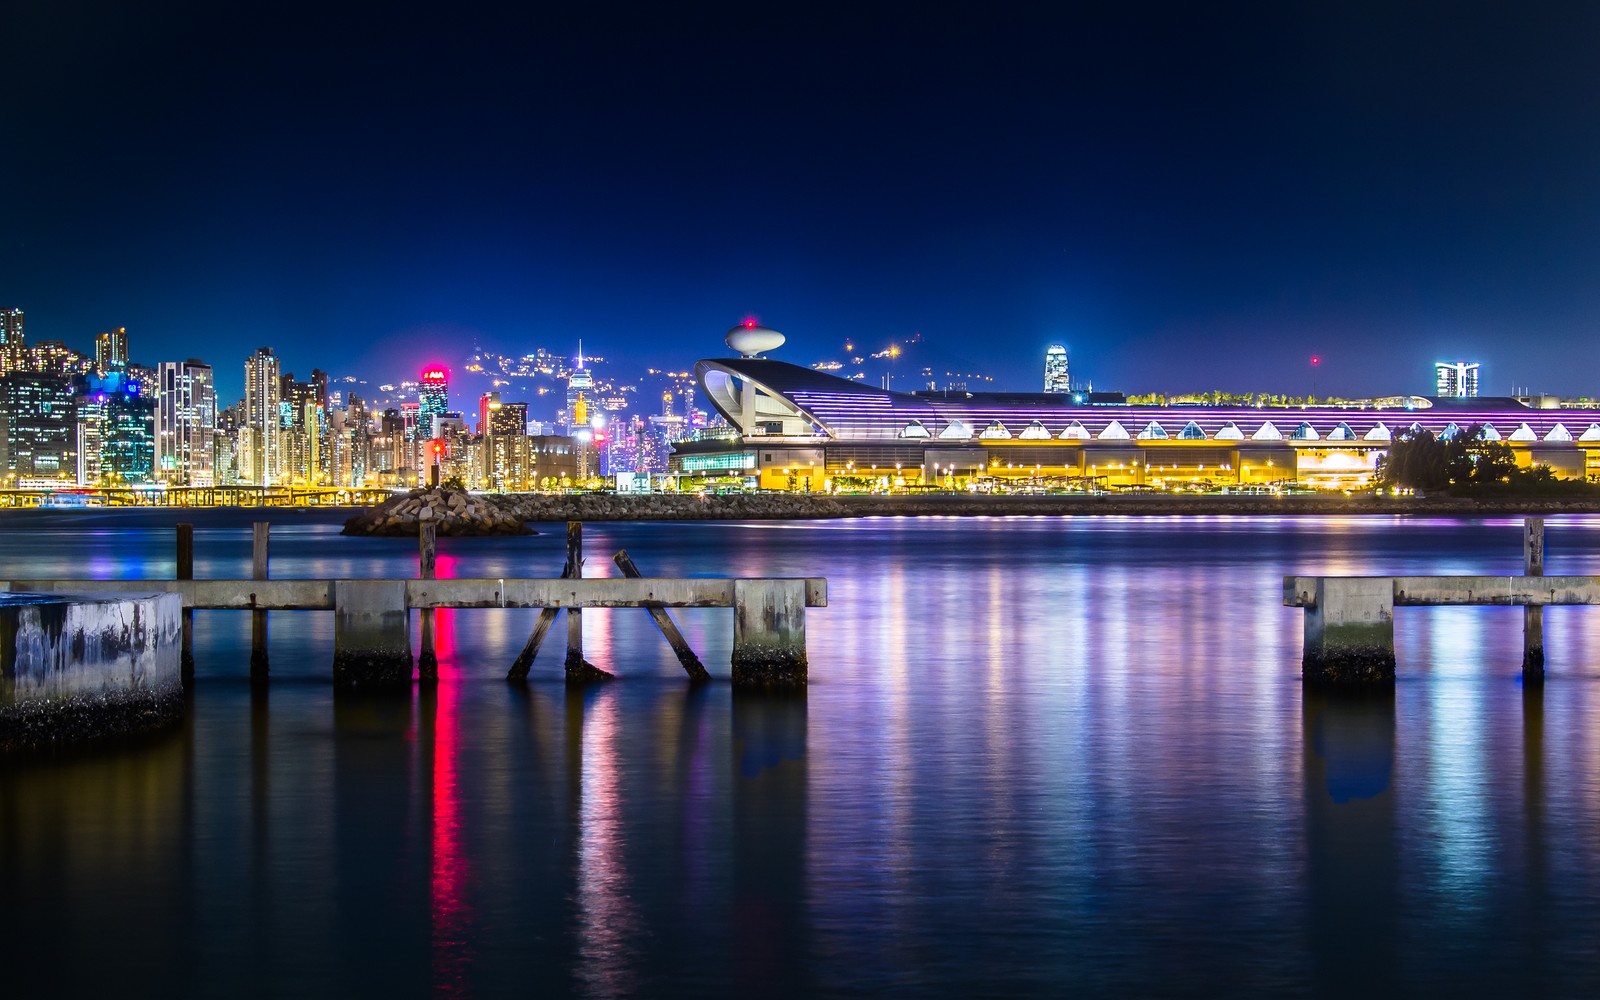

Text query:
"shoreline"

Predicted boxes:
[[3, 492, 1600, 526]]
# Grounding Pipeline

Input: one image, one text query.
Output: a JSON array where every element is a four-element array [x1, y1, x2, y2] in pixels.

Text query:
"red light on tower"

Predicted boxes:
[[1310, 356, 1321, 366]]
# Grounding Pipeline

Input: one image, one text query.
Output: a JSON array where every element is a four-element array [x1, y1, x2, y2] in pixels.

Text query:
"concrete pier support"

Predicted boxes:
[[250, 521, 270, 682], [1524, 517, 1545, 682], [1, 591, 183, 750], [332, 581, 413, 692], [1302, 577, 1395, 685], [731, 579, 808, 689]]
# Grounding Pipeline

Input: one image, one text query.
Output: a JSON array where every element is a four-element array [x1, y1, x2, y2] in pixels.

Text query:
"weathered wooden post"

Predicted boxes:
[[176, 522, 195, 685], [614, 549, 709, 682], [1525, 516, 1545, 681], [1300, 577, 1395, 685], [564, 521, 610, 682], [731, 578, 809, 688], [418, 521, 438, 681], [251, 521, 270, 680]]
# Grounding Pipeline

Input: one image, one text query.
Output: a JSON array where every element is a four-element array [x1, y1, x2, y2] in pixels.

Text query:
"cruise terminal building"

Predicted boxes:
[[672, 327, 1600, 491]]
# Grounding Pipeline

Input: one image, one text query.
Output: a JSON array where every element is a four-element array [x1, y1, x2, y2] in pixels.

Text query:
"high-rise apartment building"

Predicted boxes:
[[95, 328, 129, 373], [1435, 361, 1480, 398], [0, 372, 77, 484], [1044, 345, 1069, 393], [0, 308, 25, 375], [419, 367, 449, 439], [156, 359, 217, 486], [93, 379, 156, 486], [244, 347, 281, 485], [30, 341, 84, 377]]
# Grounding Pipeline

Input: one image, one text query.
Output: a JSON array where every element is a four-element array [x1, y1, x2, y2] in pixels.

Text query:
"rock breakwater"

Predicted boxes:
[[342, 487, 533, 536]]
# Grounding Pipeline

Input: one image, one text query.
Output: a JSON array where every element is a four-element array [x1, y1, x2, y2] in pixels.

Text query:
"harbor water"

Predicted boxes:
[[4, 510, 1600, 997]]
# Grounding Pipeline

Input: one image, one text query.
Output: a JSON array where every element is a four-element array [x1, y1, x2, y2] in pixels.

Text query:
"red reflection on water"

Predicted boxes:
[[428, 548, 474, 994]]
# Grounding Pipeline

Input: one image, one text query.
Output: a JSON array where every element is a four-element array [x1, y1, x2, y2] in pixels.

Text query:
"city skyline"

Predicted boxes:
[[5, 5, 1600, 401]]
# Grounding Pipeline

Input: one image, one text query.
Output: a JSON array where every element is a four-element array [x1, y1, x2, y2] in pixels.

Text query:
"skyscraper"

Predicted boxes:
[[0, 372, 76, 484], [1435, 361, 1480, 398], [156, 359, 217, 486], [565, 343, 593, 431], [95, 328, 129, 374], [1044, 345, 1069, 393], [419, 367, 449, 439], [244, 347, 281, 485], [0, 308, 25, 375]]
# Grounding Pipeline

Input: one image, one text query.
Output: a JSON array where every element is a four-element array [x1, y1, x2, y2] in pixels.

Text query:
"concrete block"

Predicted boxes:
[[332, 581, 413, 692], [0, 591, 183, 750], [732, 579, 808, 689], [1303, 577, 1395, 685]]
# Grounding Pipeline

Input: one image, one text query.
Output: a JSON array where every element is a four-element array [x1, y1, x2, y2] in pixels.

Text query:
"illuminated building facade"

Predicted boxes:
[[155, 359, 216, 486], [1044, 345, 1069, 393], [682, 356, 1600, 489], [0, 308, 24, 376], [96, 328, 129, 374], [0, 372, 77, 486], [90, 376, 156, 486], [418, 368, 449, 439], [244, 347, 281, 485], [1436, 361, 1480, 398]]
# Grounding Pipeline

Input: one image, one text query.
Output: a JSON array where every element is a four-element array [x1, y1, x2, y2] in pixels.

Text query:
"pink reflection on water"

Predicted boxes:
[[428, 547, 475, 993], [575, 691, 641, 996]]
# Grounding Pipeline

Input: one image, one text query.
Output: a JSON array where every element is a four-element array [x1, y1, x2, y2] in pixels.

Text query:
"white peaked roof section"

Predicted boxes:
[[1252, 421, 1283, 441], [1546, 423, 1573, 442], [1480, 423, 1501, 441], [1580, 423, 1600, 442], [1290, 422, 1319, 440], [1408, 421, 1425, 435], [938, 419, 973, 440], [1215, 421, 1244, 440], [1364, 423, 1392, 442], [898, 419, 931, 439], [1099, 420, 1131, 440], [979, 420, 1012, 440], [1136, 421, 1169, 440], [1509, 423, 1537, 442], [1060, 420, 1090, 440], [1019, 420, 1052, 440], [1327, 422, 1356, 441], [1441, 422, 1461, 439], [1179, 421, 1206, 440]]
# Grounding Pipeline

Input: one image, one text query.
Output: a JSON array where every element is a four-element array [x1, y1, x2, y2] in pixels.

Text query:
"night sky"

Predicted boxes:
[[6, 1, 1599, 403]]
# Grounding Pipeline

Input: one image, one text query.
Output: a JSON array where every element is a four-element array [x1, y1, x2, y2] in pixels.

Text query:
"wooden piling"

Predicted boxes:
[[250, 521, 269, 681], [614, 549, 710, 682], [563, 521, 611, 682], [418, 522, 438, 681], [176, 523, 195, 686], [1525, 517, 1545, 681]]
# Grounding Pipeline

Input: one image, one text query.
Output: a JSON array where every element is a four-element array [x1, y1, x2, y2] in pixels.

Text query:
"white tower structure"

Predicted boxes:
[[1044, 345, 1069, 393]]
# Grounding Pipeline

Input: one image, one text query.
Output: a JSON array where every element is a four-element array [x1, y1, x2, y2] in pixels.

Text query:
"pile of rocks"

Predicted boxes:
[[341, 487, 532, 536], [497, 491, 852, 522]]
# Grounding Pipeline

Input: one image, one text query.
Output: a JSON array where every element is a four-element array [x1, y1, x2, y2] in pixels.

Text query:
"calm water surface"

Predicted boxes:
[[4, 511, 1600, 997]]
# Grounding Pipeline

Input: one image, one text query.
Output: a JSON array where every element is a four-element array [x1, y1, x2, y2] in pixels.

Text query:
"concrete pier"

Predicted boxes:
[[5, 574, 827, 686], [1297, 577, 1396, 685], [731, 579, 809, 688], [0, 591, 183, 750], [331, 580, 413, 692]]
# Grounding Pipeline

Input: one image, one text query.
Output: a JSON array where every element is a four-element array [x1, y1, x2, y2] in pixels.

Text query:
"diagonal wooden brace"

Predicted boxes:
[[613, 549, 711, 683]]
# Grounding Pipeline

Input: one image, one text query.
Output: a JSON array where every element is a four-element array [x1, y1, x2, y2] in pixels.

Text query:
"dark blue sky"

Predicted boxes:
[[5, 1, 1599, 403]]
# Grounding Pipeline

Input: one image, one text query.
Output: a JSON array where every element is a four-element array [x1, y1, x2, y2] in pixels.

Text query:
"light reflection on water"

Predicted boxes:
[[4, 511, 1600, 995]]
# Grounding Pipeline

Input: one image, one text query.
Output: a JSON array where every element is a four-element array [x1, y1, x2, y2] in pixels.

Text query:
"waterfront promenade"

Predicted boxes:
[[5, 489, 1600, 523]]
